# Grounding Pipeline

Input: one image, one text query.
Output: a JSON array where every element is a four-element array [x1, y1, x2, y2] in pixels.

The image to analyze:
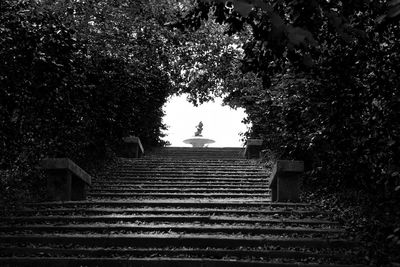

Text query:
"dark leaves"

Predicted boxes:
[[1, 0, 174, 205]]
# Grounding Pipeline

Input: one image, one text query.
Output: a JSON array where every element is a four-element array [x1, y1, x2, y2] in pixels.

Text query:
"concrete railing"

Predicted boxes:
[[121, 136, 144, 158], [269, 160, 304, 202], [40, 158, 91, 201], [244, 139, 263, 159], [243, 139, 305, 201]]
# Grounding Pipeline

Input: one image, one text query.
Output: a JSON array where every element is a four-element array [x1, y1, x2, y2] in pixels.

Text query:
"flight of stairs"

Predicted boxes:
[[0, 147, 364, 266]]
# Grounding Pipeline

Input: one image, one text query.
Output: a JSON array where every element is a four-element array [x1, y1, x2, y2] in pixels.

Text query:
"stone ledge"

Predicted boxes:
[[246, 139, 263, 146], [40, 158, 91, 185], [269, 160, 304, 202], [271, 160, 304, 178], [244, 139, 263, 159], [122, 136, 144, 155]]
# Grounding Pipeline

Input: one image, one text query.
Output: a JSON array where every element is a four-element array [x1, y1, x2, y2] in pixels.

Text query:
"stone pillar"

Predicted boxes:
[[71, 176, 88, 200], [122, 136, 144, 158], [46, 169, 72, 201], [41, 158, 92, 201], [244, 139, 263, 159], [270, 160, 304, 202]]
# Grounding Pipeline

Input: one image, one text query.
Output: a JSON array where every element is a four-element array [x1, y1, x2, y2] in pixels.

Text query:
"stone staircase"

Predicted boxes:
[[0, 147, 363, 266]]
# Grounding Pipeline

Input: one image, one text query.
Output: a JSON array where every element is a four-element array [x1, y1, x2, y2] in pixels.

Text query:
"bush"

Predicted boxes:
[[0, 0, 171, 206]]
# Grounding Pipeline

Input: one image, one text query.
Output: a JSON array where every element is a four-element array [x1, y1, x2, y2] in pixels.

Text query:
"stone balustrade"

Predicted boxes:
[[41, 158, 91, 201], [269, 160, 304, 202]]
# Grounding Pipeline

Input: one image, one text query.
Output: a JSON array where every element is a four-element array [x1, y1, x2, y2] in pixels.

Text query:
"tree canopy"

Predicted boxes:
[[174, 1, 400, 264], [0, 0, 184, 203], [1, 1, 400, 263]]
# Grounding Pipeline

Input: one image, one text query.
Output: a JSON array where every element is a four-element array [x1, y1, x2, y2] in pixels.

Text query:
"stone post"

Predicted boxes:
[[71, 175, 88, 200], [244, 139, 263, 159], [270, 160, 304, 202], [41, 158, 92, 201], [46, 169, 72, 201], [122, 136, 144, 158]]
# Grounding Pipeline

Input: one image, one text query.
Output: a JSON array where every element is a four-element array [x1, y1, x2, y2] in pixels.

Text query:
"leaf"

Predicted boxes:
[[388, 5, 400, 18], [287, 26, 317, 47], [376, 14, 386, 24], [253, 0, 273, 13], [389, 0, 400, 7], [303, 54, 314, 67], [271, 12, 284, 29], [232, 0, 254, 17]]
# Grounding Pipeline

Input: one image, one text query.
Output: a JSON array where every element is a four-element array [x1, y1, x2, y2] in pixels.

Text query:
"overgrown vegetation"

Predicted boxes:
[[175, 0, 400, 265], [0, 0, 175, 206], [1, 0, 400, 264]]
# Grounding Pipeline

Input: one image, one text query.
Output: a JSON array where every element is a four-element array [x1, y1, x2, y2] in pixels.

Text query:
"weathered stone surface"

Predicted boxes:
[[46, 169, 72, 201], [272, 160, 304, 175], [246, 139, 263, 146], [244, 139, 263, 159], [41, 158, 91, 201], [1, 148, 361, 266], [41, 158, 91, 185], [270, 160, 304, 202], [121, 136, 144, 158]]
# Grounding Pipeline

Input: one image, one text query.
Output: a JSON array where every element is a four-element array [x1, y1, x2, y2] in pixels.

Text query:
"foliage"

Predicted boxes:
[[163, 3, 264, 106], [0, 0, 174, 205], [176, 0, 400, 264]]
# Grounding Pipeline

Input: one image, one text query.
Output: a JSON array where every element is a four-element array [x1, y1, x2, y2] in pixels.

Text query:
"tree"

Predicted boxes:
[[0, 0, 184, 205], [175, 1, 400, 264]]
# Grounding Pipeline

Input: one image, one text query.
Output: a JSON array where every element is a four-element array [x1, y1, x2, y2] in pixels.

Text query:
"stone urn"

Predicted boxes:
[[184, 121, 215, 147], [183, 136, 215, 148]]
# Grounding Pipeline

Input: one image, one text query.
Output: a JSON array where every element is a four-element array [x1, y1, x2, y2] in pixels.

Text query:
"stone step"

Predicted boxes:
[[91, 185, 268, 190], [146, 151, 243, 154], [109, 169, 266, 173], [0, 224, 344, 236], [91, 184, 270, 189], [110, 172, 268, 176], [0, 247, 351, 263], [94, 180, 268, 185], [110, 178, 266, 182], [104, 177, 268, 181], [142, 156, 245, 159], [147, 153, 244, 156], [0, 234, 355, 249], [151, 147, 244, 151], [1, 215, 337, 225], [145, 155, 244, 158], [119, 163, 262, 168], [27, 200, 312, 209], [88, 192, 271, 198], [113, 168, 266, 172], [122, 159, 257, 163], [88, 198, 271, 203], [121, 159, 255, 164], [119, 160, 259, 163], [0, 257, 364, 267], [115, 165, 262, 169], [12, 207, 326, 217], [90, 188, 270, 193], [93, 183, 268, 188], [92, 182, 268, 186], [119, 160, 257, 163], [97, 177, 268, 181], [119, 169, 265, 173], [148, 151, 244, 154], [0, 148, 362, 266]]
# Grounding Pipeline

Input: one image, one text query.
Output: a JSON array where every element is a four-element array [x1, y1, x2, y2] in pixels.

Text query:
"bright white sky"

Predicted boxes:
[[162, 94, 249, 147]]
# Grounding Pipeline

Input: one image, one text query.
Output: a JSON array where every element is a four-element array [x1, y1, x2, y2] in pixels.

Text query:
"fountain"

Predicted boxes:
[[183, 121, 215, 147]]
